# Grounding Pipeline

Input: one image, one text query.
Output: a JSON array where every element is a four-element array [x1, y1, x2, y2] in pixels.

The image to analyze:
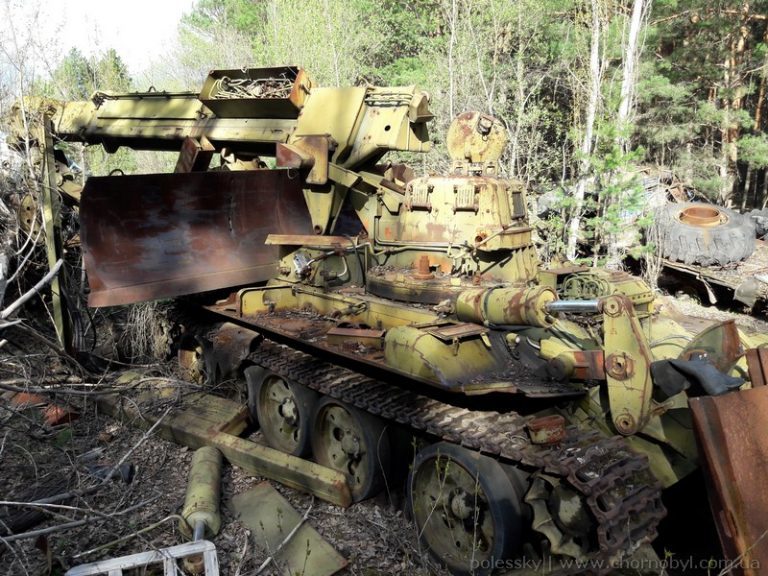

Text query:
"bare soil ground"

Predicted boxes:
[[0, 345, 444, 576]]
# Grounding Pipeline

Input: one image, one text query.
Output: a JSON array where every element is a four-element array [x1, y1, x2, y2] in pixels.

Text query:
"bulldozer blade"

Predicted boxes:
[[689, 386, 768, 575], [81, 170, 312, 307]]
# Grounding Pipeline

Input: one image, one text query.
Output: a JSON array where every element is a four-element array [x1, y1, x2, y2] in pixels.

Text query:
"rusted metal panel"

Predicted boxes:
[[265, 234, 352, 247], [326, 326, 385, 351], [746, 347, 768, 387], [527, 414, 565, 445], [424, 322, 488, 341], [680, 319, 743, 373], [276, 135, 332, 185], [571, 349, 605, 381], [81, 170, 313, 307], [232, 483, 348, 576], [689, 388, 768, 576], [174, 136, 215, 173]]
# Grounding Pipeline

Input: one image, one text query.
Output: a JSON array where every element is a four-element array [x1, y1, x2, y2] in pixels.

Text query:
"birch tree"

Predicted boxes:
[[616, 0, 648, 152], [566, 0, 602, 262]]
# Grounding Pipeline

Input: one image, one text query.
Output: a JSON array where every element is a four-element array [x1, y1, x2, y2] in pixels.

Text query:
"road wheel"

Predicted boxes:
[[408, 442, 526, 576], [656, 202, 755, 266], [311, 397, 391, 502], [246, 366, 317, 457]]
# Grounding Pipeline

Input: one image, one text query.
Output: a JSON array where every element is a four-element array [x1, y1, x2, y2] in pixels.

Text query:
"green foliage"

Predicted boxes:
[[182, 0, 265, 33], [355, 0, 442, 84], [738, 134, 768, 168], [40, 47, 131, 100], [55, 48, 94, 99], [39, 48, 135, 176]]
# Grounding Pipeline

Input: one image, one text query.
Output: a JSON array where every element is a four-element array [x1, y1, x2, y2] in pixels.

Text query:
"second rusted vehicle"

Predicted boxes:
[[14, 66, 768, 575]]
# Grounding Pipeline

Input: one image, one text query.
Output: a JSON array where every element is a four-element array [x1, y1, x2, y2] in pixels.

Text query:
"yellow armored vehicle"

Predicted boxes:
[[13, 67, 768, 575]]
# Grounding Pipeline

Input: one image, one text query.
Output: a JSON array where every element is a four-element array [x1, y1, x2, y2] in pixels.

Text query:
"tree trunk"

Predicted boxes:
[[447, 0, 458, 120], [616, 0, 646, 152], [510, 11, 525, 177], [721, 2, 750, 206], [606, 0, 647, 269], [566, 0, 601, 262], [750, 26, 768, 208], [742, 165, 752, 211]]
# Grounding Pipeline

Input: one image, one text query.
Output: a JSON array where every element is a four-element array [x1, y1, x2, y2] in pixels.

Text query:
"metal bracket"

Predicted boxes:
[[600, 295, 653, 435]]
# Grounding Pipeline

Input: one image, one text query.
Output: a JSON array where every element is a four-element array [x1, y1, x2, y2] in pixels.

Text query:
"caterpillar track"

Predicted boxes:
[[250, 340, 666, 574]]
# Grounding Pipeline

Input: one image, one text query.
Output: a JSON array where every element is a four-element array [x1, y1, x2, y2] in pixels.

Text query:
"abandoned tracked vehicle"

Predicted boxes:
[[14, 67, 768, 575]]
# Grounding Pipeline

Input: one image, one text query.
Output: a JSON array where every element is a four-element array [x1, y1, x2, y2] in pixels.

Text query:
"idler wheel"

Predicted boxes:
[[311, 397, 391, 502], [408, 442, 526, 576], [246, 366, 317, 457]]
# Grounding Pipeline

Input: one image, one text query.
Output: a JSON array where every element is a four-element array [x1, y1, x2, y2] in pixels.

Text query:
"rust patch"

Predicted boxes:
[[605, 353, 634, 380], [412, 254, 433, 280], [527, 414, 565, 445], [679, 205, 725, 227], [690, 388, 768, 575], [81, 170, 313, 307], [679, 320, 743, 372], [746, 347, 768, 387], [326, 326, 385, 351], [174, 136, 214, 173]]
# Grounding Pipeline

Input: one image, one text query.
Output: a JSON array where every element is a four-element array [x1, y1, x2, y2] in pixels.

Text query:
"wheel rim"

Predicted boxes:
[[258, 375, 303, 453], [313, 403, 374, 499], [679, 205, 725, 227], [411, 452, 496, 569]]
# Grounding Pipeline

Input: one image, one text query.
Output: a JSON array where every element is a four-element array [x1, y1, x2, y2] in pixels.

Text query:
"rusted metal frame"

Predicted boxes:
[[689, 388, 768, 576], [276, 135, 334, 185], [265, 234, 356, 247], [234, 284, 294, 318], [39, 118, 72, 352], [207, 301, 566, 398], [746, 347, 768, 387], [174, 136, 215, 173]]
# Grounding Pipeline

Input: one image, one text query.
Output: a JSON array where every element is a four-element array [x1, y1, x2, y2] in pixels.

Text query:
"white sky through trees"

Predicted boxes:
[[10, 0, 196, 75]]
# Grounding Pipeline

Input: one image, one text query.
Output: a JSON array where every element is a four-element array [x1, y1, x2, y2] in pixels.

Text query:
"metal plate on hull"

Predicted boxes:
[[81, 170, 312, 307], [205, 300, 586, 398]]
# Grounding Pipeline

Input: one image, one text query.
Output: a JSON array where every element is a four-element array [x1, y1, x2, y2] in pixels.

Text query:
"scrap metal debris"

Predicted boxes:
[[210, 76, 294, 100], [231, 482, 347, 576]]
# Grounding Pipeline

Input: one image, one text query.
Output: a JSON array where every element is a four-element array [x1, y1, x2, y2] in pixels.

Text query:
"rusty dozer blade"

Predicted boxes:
[[81, 170, 313, 307]]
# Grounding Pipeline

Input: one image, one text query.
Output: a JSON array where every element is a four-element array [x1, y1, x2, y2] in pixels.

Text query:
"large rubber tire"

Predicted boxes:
[[656, 202, 756, 266], [408, 442, 526, 576]]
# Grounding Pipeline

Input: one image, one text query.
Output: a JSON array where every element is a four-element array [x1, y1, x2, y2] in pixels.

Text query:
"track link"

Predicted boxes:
[[251, 340, 666, 573]]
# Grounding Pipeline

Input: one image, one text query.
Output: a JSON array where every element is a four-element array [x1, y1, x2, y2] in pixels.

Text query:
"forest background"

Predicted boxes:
[[2, 0, 768, 264]]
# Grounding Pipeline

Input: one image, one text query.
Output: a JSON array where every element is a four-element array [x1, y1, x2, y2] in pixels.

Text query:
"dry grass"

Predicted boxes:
[[117, 301, 177, 363]]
